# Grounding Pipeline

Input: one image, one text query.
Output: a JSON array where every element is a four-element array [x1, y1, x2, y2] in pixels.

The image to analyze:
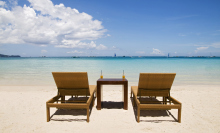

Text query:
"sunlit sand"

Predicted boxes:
[[0, 85, 219, 132]]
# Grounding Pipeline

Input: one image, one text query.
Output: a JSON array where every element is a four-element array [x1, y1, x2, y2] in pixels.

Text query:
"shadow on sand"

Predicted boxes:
[[130, 97, 178, 123], [100, 101, 124, 109], [50, 97, 95, 122]]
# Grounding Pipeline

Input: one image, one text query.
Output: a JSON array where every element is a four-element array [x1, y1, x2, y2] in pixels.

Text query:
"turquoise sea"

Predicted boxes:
[[0, 57, 220, 86]]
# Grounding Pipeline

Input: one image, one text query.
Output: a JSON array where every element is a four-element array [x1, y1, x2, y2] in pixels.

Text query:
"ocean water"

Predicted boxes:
[[0, 57, 220, 86]]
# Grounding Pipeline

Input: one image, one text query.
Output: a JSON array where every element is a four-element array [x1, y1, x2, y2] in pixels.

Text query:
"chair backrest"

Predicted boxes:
[[138, 73, 176, 97], [52, 72, 89, 96]]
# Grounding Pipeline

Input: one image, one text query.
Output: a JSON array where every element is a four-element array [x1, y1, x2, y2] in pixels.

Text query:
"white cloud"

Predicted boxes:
[[151, 48, 163, 55], [0, 0, 106, 48], [41, 49, 47, 53], [109, 46, 119, 50], [195, 47, 209, 53], [56, 40, 96, 49], [67, 50, 84, 54], [211, 42, 220, 48], [136, 51, 145, 54], [0, 1, 6, 7], [8, 0, 18, 6], [96, 44, 107, 50], [39, 45, 47, 47]]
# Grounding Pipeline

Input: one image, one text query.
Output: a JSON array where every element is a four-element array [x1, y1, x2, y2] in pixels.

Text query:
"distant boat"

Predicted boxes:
[[114, 53, 116, 57]]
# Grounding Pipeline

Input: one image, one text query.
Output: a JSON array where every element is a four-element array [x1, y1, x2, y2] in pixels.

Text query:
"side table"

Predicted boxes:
[[97, 78, 128, 110]]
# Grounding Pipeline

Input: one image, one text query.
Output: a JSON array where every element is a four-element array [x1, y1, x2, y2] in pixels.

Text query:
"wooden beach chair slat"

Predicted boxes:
[[52, 72, 89, 89], [131, 73, 182, 123], [46, 72, 96, 122]]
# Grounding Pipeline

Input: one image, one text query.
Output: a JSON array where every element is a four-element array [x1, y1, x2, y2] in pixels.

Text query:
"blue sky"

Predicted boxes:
[[0, 0, 220, 57]]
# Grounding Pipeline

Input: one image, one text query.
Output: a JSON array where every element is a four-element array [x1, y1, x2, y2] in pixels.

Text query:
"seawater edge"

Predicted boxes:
[[0, 57, 220, 86]]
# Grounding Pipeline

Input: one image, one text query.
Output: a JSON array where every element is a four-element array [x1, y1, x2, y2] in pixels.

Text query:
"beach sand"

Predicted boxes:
[[0, 85, 220, 133]]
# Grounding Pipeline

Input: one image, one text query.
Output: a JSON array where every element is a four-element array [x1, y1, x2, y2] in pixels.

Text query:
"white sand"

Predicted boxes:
[[0, 85, 220, 133]]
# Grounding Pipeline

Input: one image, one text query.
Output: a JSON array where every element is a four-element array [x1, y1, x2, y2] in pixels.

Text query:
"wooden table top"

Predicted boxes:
[[97, 78, 128, 82]]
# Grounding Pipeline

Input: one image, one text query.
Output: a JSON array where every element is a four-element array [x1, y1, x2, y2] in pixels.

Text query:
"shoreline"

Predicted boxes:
[[0, 84, 219, 88]]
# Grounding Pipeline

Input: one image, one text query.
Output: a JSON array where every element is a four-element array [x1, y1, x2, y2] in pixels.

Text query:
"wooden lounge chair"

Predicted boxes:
[[130, 73, 182, 123], [46, 72, 96, 122]]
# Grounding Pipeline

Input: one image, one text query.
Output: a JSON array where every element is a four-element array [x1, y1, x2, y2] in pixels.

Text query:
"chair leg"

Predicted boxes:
[[92, 95, 95, 107], [164, 97, 167, 104], [137, 106, 140, 123], [132, 97, 135, 106], [87, 108, 89, 122], [178, 108, 181, 123], [133, 97, 136, 107], [46, 106, 50, 122], [163, 97, 165, 104], [61, 96, 65, 103]]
